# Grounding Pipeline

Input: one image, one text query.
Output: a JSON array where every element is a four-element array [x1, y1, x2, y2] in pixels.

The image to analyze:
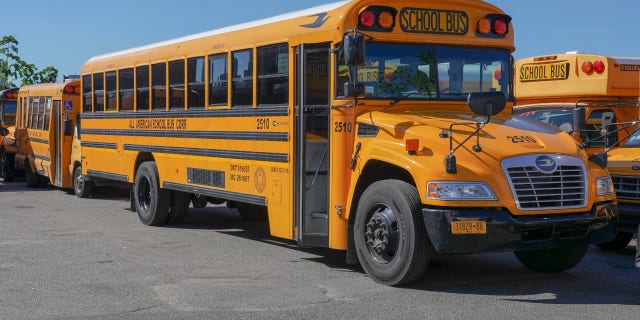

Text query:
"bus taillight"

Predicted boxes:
[[358, 6, 396, 32], [476, 14, 511, 38]]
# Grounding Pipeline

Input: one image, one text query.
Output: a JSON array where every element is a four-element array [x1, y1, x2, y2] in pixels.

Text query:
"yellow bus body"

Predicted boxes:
[[14, 81, 82, 188], [79, 0, 617, 285]]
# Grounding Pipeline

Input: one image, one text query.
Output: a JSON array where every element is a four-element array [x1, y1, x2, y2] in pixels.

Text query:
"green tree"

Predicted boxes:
[[0, 35, 59, 89]]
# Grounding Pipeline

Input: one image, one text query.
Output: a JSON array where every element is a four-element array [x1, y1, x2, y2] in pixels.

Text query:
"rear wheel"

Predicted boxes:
[[134, 162, 169, 226], [191, 194, 208, 208], [73, 166, 94, 198], [167, 190, 190, 225], [514, 245, 588, 273], [25, 160, 40, 188], [354, 180, 432, 286], [596, 231, 634, 250], [1, 151, 15, 182]]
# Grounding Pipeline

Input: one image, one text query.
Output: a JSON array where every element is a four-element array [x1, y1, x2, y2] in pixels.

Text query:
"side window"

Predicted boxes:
[[169, 60, 185, 109], [105, 71, 117, 111], [187, 56, 205, 108], [43, 97, 51, 131], [119, 68, 134, 111], [258, 44, 288, 106], [136, 65, 150, 111], [232, 49, 253, 107], [93, 73, 104, 112], [208, 53, 228, 106], [36, 97, 44, 130], [82, 75, 92, 112], [31, 98, 39, 129], [152, 63, 167, 110]]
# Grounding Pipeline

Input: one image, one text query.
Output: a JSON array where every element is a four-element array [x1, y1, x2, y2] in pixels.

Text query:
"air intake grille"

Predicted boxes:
[[187, 168, 225, 188], [503, 155, 587, 211], [611, 175, 640, 200]]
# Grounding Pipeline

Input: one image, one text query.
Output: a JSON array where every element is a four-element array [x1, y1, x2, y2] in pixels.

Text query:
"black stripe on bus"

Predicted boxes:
[[33, 154, 51, 162], [80, 107, 289, 119], [27, 137, 49, 144], [87, 170, 129, 182], [123, 144, 288, 163], [81, 129, 288, 141], [81, 141, 118, 150], [163, 182, 266, 206]]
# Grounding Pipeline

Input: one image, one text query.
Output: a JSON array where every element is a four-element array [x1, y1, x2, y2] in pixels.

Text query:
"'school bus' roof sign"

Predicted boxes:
[[399, 8, 468, 35]]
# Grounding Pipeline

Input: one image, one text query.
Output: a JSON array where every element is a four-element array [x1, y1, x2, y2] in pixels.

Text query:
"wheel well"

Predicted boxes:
[[345, 159, 416, 264], [133, 152, 155, 181]]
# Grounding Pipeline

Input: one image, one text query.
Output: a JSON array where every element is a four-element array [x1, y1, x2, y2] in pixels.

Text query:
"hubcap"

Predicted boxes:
[[137, 178, 151, 214], [364, 205, 400, 263]]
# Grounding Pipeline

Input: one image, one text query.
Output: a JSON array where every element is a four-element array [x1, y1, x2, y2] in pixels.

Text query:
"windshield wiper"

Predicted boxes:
[[390, 92, 424, 106]]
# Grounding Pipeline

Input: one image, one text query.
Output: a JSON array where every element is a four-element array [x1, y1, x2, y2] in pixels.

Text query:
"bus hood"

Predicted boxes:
[[606, 147, 640, 174], [358, 107, 583, 161]]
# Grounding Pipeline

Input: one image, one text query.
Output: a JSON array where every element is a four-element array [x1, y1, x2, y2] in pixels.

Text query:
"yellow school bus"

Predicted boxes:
[[13, 81, 83, 189], [1, 87, 19, 181], [514, 53, 640, 150], [514, 53, 640, 250], [80, 0, 617, 285]]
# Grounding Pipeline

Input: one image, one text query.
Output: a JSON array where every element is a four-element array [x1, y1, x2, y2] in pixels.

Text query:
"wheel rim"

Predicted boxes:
[[364, 204, 400, 264], [137, 177, 152, 213], [74, 170, 84, 193]]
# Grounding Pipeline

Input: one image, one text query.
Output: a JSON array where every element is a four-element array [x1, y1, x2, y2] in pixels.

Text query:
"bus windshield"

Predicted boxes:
[[623, 128, 640, 148], [339, 43, 511, 101]]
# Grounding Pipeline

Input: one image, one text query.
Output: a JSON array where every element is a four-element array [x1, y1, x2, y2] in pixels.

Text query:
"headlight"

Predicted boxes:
[[427, 181, 497, 200], [595, 176, 615, 196]]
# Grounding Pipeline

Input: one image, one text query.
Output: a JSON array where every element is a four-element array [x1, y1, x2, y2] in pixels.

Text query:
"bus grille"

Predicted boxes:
[[611, 175, 640, 200], [503, 155, 587, 211]]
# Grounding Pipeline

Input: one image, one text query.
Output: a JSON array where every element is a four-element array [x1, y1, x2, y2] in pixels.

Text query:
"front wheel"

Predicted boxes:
[[354, 180, 433, 286], [73, 166, 94, 198], [134, 162, 170, 226], [514, 245, 588, 273], [24, 160, 40, 188], [596, 231, 634, 250]]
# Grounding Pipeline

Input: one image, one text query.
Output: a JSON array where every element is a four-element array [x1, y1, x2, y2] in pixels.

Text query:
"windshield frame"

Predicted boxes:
[[335, 42, 513, 102]]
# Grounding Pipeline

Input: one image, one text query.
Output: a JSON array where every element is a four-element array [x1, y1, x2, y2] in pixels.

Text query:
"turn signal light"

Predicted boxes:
[[582, 61, 593, 74], [593, 60, 606, 74], [406, 139, 419, 154], [581, 60, 606, 75], [476, 14, 511, 38], [358, 6, 397, 32]]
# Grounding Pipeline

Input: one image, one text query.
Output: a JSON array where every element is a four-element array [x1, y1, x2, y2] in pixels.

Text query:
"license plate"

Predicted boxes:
[[451, 220, 487, 234], [519, 62, 570, 82]]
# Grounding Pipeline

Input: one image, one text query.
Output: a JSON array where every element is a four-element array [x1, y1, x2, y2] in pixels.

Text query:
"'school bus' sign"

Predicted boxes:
[[399, 8, 468, 35]]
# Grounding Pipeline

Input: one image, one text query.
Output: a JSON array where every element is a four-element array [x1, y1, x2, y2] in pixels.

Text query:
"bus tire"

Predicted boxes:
[[596, 231, 634, 250], [73, 166, 94, 198], [167, 190, 190, 225], [514, 245, 588, 273], [134, 161, 170, 226], [354, 179, 432, 286], [2, 152, 15, 182], [25, 160, 40, 188]]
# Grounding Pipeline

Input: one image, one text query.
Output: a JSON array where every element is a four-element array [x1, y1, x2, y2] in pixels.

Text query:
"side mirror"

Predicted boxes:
[[63, 119, 74, 137], [343, 33, 366, 66], [467, 92, 505, 116], [343, 82, 365, 99], [573, 107, 586, 141]]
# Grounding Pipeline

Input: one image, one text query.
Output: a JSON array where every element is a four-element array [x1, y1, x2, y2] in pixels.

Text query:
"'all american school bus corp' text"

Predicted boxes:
[[514, 53, 640, 250], [76, 0, 617, 285]]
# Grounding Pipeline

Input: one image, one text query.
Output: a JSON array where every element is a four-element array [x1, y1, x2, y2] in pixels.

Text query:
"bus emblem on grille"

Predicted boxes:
[[535, 155, 557, 174]]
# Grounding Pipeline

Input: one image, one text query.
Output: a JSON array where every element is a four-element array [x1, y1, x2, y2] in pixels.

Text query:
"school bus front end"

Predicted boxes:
[[332, 1, 617, 285], [604, 134, 640, 248]]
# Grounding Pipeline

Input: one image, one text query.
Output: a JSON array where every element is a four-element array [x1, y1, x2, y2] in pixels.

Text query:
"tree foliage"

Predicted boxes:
[[0, 35, 59, 89]]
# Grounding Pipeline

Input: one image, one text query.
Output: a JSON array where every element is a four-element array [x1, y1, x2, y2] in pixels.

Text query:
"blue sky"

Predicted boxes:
[[3, 0, 640, 79]]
